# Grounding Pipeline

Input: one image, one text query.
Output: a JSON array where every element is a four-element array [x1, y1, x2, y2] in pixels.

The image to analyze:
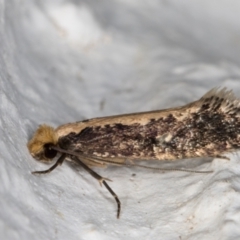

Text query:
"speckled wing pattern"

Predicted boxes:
[[56, 88, 240, 164]]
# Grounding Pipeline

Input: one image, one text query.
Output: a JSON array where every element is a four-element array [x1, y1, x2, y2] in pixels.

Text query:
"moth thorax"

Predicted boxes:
[[27, 124, 59, 162]]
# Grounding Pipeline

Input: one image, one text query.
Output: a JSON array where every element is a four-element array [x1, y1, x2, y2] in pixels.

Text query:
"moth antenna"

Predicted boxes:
[[126, 164, 213, 174], [49, 147, 213, 174], [74, 153, 213, 174]]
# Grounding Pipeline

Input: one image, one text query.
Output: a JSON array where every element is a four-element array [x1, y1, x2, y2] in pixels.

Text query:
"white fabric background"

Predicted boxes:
[[1, 1, 240, 239]]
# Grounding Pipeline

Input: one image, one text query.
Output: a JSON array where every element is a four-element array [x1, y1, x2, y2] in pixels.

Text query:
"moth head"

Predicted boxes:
[[27, 124, 59, 162]]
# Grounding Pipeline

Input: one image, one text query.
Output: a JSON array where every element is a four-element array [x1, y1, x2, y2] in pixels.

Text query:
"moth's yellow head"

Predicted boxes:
[[27, 124, 58, 162]]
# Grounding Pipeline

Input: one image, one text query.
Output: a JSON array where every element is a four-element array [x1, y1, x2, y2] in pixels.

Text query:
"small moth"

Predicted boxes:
[[27, 88, 240, 218]]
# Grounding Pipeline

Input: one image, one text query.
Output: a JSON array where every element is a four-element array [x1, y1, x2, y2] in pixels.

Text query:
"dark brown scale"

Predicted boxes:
[[212, 101, 222, 111], [200, 103, 210, 111]]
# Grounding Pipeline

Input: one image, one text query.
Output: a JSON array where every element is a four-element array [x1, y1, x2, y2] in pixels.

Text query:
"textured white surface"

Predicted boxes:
[[1, 0, 240, 239]]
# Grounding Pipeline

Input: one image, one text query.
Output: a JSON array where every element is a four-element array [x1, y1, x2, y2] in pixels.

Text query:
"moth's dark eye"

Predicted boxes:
[[44, 144, 57, 159]]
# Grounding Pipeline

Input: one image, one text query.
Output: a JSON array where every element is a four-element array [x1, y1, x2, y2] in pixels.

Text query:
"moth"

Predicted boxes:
[[27, 88, 240, 218]]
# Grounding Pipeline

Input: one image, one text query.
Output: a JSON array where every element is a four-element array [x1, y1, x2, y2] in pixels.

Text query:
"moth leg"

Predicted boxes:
[[98, 177, 112, 187], [73, 156, 121, 219], [102, 180, 121, 219], [32, 154, 66, 174]]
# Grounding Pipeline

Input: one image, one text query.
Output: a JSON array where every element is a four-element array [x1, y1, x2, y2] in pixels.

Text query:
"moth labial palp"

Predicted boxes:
[[27, 87, 240, 218]]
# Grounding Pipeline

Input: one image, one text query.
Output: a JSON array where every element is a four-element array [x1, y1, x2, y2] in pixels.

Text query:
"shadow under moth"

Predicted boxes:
[[27, 87, 239, 218]]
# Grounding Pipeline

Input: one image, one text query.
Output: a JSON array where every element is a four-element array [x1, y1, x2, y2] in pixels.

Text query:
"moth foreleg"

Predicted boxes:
[[32, 154, 66, 174]]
